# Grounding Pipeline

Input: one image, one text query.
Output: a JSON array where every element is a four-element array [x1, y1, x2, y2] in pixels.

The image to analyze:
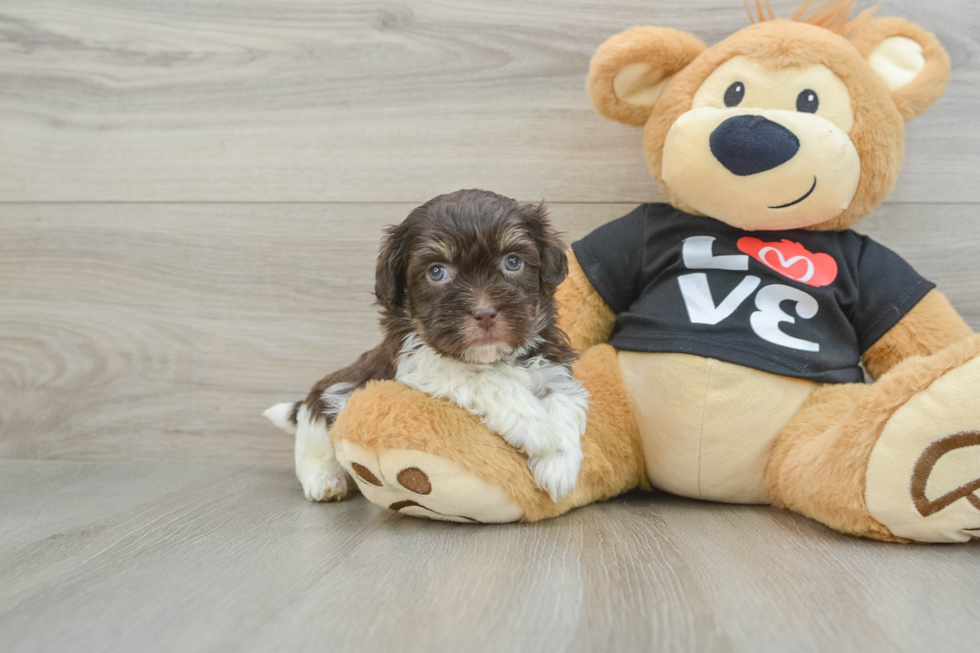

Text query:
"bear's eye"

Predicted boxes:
[[724, 82, 744, 107], [796, 89, 819, 113]]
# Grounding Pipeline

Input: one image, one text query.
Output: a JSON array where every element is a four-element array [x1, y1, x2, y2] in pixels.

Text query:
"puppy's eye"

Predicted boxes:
[[503, 255, 523, 273], [796, 89, 819, 113], [427, 265, 450, 283], [724, 82, 744, 107]]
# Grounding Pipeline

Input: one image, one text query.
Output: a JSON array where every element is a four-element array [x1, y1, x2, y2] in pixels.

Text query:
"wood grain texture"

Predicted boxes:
[[0, 460, 977, 653], [2, 202, 978, 465], [0, 0, 978, 203], [1, 1, 979, 650]]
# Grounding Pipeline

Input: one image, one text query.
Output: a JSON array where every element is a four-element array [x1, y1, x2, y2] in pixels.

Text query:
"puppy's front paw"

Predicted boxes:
[[296, 456, 349, 502], [497, 413, 553, 456], [528, 447, 583, 503]]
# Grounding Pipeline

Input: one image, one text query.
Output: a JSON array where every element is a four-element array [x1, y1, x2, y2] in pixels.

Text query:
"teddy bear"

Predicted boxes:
[[321, 1, 980, 543]]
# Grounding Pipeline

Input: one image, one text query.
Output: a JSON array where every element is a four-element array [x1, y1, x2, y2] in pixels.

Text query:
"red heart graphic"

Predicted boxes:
[[736, 237, 838, 287]]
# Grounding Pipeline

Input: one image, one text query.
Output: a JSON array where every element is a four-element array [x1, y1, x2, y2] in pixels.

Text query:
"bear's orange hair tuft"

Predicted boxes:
[[743, 0, 878, 36]]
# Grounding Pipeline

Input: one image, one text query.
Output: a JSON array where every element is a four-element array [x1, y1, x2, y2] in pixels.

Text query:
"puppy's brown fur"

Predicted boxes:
[[293, 189, 574, 430]]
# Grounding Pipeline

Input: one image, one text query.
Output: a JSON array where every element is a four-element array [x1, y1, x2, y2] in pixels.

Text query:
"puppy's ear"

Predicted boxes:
[[524, 203, 568, 290], [374, 213, 416, 309]]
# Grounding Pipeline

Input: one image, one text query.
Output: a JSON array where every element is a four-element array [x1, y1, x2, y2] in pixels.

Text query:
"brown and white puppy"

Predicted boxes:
[[265, 189, 589, 503]]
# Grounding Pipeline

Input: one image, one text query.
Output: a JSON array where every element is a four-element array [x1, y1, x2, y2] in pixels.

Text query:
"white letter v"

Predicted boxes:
[[678, 273, 761, 325]]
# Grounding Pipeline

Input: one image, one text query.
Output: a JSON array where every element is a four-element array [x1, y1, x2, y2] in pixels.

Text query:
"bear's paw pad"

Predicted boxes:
[[333, 440, 524, 524]]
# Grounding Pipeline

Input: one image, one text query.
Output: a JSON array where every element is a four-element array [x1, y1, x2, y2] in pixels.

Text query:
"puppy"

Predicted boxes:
[[264, 189, 589, 503]]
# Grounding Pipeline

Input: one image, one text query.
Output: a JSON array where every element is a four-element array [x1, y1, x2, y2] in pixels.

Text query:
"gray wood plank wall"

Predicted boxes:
[[1, 1, 978, 204], [1, 1, 978, 651], [2, 0, 978, 465]]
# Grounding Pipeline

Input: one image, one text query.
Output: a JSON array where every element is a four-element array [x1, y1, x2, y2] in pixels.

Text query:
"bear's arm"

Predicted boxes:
[[862, 289, 974, 379], [556, 250, 616, 354]]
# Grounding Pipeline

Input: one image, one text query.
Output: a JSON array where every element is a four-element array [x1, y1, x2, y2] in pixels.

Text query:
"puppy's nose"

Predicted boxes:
[[710, 115, 800, 176], [472, 307, 498, 329]]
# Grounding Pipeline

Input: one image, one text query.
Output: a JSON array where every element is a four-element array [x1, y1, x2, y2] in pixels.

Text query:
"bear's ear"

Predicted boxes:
[[848, 16, 951, 122], [587, 26, 705, 127]]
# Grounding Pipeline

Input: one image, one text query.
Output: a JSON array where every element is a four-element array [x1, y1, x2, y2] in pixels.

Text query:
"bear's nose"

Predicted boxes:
[[709, 115, 800, 176]]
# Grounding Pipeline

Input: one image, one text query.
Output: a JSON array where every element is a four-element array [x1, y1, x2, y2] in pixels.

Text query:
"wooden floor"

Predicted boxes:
[[1, 1, 978, 651]]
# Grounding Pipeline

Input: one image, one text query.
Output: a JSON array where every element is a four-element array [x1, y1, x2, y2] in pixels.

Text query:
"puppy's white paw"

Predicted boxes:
[[503, 414, 554, 456], [528, 447, 583, 503], [297, 456, 349, 502]]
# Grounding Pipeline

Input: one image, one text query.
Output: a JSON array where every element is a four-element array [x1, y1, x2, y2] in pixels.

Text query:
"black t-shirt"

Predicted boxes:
[[572, 204, 934, 384]]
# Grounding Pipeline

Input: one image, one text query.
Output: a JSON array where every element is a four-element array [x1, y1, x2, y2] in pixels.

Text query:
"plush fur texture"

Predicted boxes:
[[555, 251, 616, 353], [635, 20, 908, 232], [863, 290, 974, 379], [589, 4, 950, 232], [769, 335, 980, 541], [847, 16, 951, 122], [294, 4, 978, 542], [395, 333, 589, 501], [266, 189, 583, 501], [587, 26, 706, 128], [743, 0, 874, 36], [332, 344, 646, 522]]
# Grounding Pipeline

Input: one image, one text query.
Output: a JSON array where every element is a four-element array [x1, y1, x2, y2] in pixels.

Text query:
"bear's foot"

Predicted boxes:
[[866, 349, 980, 543], [334, 440, 524, 523], [327, 346, 647, 523]]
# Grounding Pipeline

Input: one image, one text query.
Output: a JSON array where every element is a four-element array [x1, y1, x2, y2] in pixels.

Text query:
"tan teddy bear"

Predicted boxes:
[[324, 1, 980, 543]]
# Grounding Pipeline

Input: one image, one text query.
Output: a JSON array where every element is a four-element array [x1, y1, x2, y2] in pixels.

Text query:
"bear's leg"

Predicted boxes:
[[327, 345, 647, 523], [769, 335, 980, 543]]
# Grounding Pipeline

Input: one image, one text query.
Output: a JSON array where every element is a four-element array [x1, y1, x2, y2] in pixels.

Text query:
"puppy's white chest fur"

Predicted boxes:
[[395, 335, 589, 501]]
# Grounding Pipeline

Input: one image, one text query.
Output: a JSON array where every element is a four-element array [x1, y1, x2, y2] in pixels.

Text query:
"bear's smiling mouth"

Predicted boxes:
[[768, 176, 818, 209]]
